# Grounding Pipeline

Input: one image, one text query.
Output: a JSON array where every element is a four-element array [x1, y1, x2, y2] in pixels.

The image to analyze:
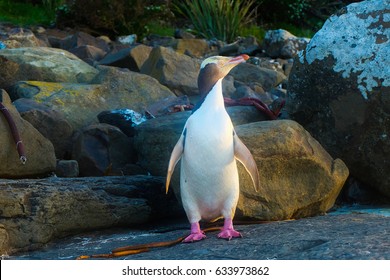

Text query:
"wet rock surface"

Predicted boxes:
[[0, 176, 183, 254], [11, 207, 390, 260]]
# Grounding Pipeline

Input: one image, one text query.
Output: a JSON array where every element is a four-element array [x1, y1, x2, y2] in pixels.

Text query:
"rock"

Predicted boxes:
[[69, 45, 107, 65], [71, 124, 136, 176], [238, 36, 262, 56], [59, 31, 110, 52], [140, 46, 201, 96], [98, 109, 147, 137], [0, 224, 9, 254], [219, 36, 261, 57], [339, 177, 385, 204], [92, 65, 177, 109], [287, 0, 390, 198], [0, 175, 182, 254], [0, 90, 56, 178], [13, 98, 74, 159], [142, 34, 177, 48], [0, 47, 99, 91], [235, 120, 349, 220], [263, 29, 309, 58], [10, 81, 106, 130], [135, 117, 348, 220], [117, 34, 137, 45], [1, 27, 49, 48], [146, 95, 192, 117], [173, 38, 210, 58], [98, 44, 152, 71], [9, 66, 175, 130], [218, 40, 240, 56], [44, 28, 75, 48], [229, 63, 287, 91], [13, 211, 388, 260], [56, 160, 79, 178], [221, 75, 237, 98]]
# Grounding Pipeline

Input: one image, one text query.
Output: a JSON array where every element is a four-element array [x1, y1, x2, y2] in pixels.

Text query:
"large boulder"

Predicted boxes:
[[9, 66, 176, 131], [0, 90, 56, 178], [140, 46, 201, 96], [235, 120, 348, 220], [0, 176, 182, 254], [287, 0, 390, 198], [134, 111, 348, 220], [0, 47, 99, 90]]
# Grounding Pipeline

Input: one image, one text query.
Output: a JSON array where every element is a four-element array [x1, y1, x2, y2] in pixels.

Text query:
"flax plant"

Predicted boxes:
[[175, 0, 257, 43]]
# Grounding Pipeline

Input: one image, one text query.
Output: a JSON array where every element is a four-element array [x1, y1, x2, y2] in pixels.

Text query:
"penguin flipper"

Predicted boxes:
[[166, 134, 185, 194], [233, 132, 260, 192]]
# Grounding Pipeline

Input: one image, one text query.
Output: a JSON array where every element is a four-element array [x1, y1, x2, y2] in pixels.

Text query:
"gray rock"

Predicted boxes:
[[98, 108, 147, 137], [0, 90, 56, 178], [59, 31, 110, 52], [55, 160, 79, 178], [71, 124, 136, 176], [229, 63, 287, 91], [140, 46, 201, 96], [263, 29, 309, 59], [69, 45, 107, 65], [287, 0, 390, 198], [0, 176, 182, 254], [98, 44, 152, 71], [0, 47, 99, 91], [12, 211, 390, 260]]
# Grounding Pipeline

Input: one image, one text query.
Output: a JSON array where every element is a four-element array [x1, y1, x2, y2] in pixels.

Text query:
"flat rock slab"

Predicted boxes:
[[12, 209, 390, 260]]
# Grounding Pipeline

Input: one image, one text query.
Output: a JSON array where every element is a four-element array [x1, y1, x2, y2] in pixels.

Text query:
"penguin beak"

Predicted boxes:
[[227, 54, 249, 65]]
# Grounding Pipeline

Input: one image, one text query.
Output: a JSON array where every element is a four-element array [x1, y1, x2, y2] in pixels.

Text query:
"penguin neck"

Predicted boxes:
[[198, 78, 225, 112]]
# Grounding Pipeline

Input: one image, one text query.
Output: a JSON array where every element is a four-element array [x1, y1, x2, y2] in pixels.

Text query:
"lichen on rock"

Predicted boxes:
[[299, 0, 390, 100]]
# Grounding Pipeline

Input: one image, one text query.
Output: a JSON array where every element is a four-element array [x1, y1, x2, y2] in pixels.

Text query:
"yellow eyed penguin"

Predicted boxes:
[[166, 54, 260, 242]]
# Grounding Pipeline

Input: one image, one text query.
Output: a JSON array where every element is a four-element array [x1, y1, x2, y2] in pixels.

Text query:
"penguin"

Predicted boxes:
[[166, 54, 260, 242]]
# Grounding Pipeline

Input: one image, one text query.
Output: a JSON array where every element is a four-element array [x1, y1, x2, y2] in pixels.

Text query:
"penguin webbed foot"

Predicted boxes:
[[217, 218, 242, 241], [183, 222, 207, 243], [183, 232, 207, 243], [217, 229, 242, 240]]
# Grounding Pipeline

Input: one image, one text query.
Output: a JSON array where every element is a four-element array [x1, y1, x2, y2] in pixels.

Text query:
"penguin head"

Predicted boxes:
[[198, 54, 249, 96]]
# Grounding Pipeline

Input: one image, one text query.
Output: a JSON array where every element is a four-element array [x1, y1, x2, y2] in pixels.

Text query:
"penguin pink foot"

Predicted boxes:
[[218, 218, 242, 240], [183, 222, 206, 243]]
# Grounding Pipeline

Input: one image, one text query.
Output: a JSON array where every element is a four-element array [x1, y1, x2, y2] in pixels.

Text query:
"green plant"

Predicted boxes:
[[42, 0, 64, 12], [240, 24, 266, 41], [174, 0, 257, 43], [0, 0, 56, 25], [55, 0, 174, 39]]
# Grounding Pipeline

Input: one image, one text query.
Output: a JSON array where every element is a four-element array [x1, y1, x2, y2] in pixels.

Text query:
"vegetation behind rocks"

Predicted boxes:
[[1, 0, 363, 41]]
